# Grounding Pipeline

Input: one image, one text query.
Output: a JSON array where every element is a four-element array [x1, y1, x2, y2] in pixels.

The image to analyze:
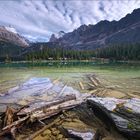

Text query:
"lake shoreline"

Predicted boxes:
[[1, 59, 140, 64]]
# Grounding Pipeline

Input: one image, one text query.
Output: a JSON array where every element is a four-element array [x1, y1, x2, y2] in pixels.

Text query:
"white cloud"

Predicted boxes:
[[0, 0, 140, 41]]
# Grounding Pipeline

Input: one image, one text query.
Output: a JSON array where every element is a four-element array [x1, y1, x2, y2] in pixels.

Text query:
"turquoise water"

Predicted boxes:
[[0, 61, 140, 95]]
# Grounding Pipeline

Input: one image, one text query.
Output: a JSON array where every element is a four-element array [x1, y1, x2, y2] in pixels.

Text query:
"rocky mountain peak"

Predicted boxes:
[[0, 26, 29, 47], [5, 26, 17, 34], [49, 31, 65, 42], [48, 8, 140, 50], [77, 24, 88, 31]]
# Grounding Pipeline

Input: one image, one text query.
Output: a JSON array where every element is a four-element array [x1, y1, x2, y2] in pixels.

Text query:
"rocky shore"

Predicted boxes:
[[0, 77, 140, 140]]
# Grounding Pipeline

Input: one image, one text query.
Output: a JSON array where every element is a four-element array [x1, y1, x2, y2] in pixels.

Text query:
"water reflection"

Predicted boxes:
[[0, 61, 139, 71]]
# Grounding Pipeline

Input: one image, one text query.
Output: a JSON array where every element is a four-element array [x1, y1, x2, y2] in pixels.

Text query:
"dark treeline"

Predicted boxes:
[[25, 47, 95, 60], [25, 43, 140, 61], [96, 43, 140, 60], [0, 42, 140, 62], [0, 41, 23, 62]]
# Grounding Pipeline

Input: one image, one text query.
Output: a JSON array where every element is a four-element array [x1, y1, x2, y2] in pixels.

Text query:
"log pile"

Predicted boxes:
[[87, 75, 107, 97], [0, 94, 80, 139], [1, 92, 140, 139], [86, 75, 126, 98]]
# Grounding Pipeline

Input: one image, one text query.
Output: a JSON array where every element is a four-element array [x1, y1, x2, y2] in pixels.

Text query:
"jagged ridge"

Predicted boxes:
[[49, 8, 140, 50]]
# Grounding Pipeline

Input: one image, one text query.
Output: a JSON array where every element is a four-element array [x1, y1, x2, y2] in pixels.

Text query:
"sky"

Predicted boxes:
[[0, 0, 140, 42]]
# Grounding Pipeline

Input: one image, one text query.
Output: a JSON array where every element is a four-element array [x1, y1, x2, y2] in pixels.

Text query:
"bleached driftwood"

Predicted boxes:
[[0, 95, 80, 137], [26, 116, 62, 140], [0, 116, 29, 137], [89, 77, 99, 87], [79, 82, 84, 90]]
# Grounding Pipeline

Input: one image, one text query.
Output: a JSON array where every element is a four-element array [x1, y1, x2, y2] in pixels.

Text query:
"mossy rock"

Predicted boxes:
[[52, 130, 60, 136], [41, 129, 52, 136], [56, 134, 63, 140], [50, 127, 57, 132], [34, 135, 47, 140]]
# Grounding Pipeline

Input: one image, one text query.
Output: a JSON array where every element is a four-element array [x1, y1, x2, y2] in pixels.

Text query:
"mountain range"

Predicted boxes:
[[0, 8, 140, 60], [0, 26, 29, 47], [49, 8, 140, 50]]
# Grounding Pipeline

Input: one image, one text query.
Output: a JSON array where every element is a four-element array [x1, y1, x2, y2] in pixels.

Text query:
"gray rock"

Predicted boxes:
[[87, 97, 140, 139]]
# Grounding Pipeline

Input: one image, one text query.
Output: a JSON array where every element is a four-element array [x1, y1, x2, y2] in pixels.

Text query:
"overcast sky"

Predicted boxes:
[[0, 0, 140, 41]]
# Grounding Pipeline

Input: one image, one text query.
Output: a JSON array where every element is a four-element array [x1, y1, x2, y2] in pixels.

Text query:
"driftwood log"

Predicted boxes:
[[79, 82, 84, 90], [26, 116, 62, 140], [0, 95, 80, 138], [0, 116, 29, 137], [3, 106, 16, 127]]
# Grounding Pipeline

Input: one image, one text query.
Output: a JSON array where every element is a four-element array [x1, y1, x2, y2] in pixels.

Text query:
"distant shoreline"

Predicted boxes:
[[0, 59, 140, 64]]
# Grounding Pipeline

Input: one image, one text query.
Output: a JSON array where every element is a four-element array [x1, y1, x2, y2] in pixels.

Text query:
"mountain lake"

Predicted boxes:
[[0, 61, 139, 98]]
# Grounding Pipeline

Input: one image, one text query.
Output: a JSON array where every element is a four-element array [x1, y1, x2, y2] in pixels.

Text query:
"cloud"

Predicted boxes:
[[0, 0, 140, 41]]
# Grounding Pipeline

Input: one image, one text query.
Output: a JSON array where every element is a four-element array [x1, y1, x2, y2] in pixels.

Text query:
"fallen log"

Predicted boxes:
[[59, 85, 67, 97], [17, 95, 77, 115], [88, 83, 96, 88], [0, 95, 81, 138], [79, 82, 84, 90], [89, 77, 98, 87], [0, 116, 29, 137], [3, 106, 16, 127], [88, 89, 99, 94], [93, 76, 101, 85], [28, 99, 81, 121], [26, 116, 62, 140]]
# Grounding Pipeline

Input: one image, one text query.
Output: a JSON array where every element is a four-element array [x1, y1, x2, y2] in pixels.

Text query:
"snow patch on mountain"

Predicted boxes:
[[55, 31, 65, 39], [5, 26, 17, 34], [49, 31, 65, 42]]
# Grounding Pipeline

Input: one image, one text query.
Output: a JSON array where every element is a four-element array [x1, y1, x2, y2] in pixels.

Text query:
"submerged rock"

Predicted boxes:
[[67, 129, 94, 140], [0, 77, 83, 112]]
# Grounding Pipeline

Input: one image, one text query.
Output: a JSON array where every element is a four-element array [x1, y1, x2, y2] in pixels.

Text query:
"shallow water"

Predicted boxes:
[[0, 61, 140, 96], [0, 61, 140, 139]]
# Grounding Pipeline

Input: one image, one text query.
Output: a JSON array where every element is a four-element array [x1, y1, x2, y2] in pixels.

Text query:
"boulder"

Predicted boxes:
[[87, 97, 140, 139]]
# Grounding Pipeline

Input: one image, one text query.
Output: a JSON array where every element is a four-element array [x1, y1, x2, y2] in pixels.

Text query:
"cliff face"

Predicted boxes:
[[0, 26, 29, 60], [49, 31, 65, 42], [49, 8, 140, 50], [0, 26, 29, 47]]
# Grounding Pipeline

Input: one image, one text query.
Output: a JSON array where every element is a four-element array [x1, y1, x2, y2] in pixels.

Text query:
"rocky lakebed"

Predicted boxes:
[[0, 76, 140, 140]]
